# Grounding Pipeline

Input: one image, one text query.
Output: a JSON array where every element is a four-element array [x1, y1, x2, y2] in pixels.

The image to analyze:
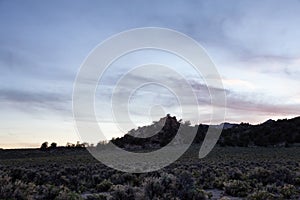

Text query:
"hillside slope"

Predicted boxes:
[[108, 115, 300, 149]]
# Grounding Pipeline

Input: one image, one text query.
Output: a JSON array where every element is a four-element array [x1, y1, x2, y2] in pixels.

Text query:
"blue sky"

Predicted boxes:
[[1, 0, 300, 148]]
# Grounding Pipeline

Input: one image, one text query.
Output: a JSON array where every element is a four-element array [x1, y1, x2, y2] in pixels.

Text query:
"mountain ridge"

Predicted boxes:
[[109, 115, 300, 149]]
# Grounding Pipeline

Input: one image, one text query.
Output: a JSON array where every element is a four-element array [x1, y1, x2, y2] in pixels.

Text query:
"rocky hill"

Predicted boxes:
[[107, 115, 300, 149]]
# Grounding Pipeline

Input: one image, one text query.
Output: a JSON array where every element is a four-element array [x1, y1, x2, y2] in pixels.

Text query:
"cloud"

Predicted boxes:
[[221, 0, 300, 57], [0, 88, 71, 114], [0, 46, 75, 82], [222, 78, 255, 90], [96, 70, 299, 123], [226, 93, 300, 116]]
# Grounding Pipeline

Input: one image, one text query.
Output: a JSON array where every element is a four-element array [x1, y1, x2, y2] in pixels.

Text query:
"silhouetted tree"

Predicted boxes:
[[40, 142, 48, 150], [75, 141, 85, 148], [50, 142, 57, 148], [81, 142, 89, 147]]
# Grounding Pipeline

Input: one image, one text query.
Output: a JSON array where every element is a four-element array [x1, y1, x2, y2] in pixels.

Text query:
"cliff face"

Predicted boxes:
[[109, 115, 300, 149]]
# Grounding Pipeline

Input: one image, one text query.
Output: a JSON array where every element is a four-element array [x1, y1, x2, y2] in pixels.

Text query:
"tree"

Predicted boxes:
[[50, 142, 57, 148], [76, 141, 85, 148], [66, 142, 73, 148], [81, 142, 89, 147], [40, 142, 48, 150]]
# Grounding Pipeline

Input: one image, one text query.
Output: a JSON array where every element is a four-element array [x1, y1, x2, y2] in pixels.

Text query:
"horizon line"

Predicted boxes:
[[1, 115, 299, 150]]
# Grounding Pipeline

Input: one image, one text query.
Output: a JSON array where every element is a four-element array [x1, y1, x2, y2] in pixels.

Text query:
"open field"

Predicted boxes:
[[0, 146, 299, 199]]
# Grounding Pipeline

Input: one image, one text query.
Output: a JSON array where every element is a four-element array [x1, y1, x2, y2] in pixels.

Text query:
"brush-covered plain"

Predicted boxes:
[[0, 146, 299, 200]]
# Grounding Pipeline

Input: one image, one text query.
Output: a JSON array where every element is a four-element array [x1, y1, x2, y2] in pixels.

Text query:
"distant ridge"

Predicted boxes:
[[109, 115, 300, 149]]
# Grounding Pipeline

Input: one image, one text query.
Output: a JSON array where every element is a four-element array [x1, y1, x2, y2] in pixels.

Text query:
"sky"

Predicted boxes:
[[1, 0, 300, 148]]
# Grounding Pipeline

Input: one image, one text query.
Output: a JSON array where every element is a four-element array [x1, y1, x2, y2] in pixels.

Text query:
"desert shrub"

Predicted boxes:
[[0, 175, 14, 197], [120, 173, 139, 186], [12, 181, 37, 200], [55, 190, 82, 200], [175, 171, 201, 200], [86, 194, 108, 200], [0, 175, 82, 200], [280, 184, 297, 199], [224, 180, 250, 197], [248, 167, 274, 185], [91, 174, 103, 185], [227, 167, 244, 180], [196, 168, 216, 189], [142, 177, 165, 199], [265, 183, 279, 194], [109, 173, 122, 185], [36, 184, 61, 199], [214, 177, 226, 189], [295, 175, 300, 186], [219, 197, 231, 200], [110, 185, 135, 200], [272, 167, 295, 184], [158, 172, 176, 191], [34, 171, 51, 185], [247, 190, 275, 200], [9, 168, 24, 181], [181, 188, 210, 200], [0, 177, 39, 200], [141, 173, 178, 199], [96, 179, 112, 192]]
